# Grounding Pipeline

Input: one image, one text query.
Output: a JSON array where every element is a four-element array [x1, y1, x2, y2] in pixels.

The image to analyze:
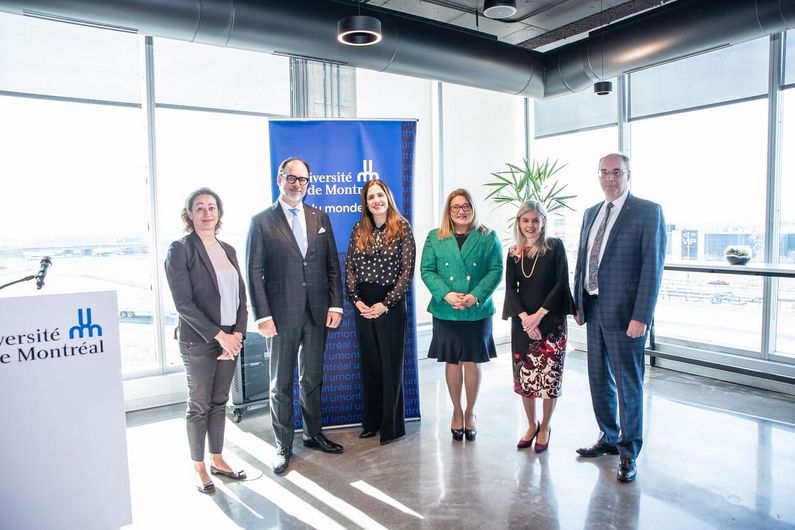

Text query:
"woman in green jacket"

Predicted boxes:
[[420, 188, 503, 441]]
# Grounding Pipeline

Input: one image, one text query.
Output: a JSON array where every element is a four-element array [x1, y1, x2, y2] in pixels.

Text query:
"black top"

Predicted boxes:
[[454, 232, 468, 249], [502, 237, 576, 335], [345, 218, 416, 308]]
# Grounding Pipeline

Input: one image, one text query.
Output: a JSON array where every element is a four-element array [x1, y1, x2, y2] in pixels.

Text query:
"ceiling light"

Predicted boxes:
[[593, 0, 611, 95], [337, 15, 382, 46], [593, 81, 613, 95], [483, 0, 517, 19]]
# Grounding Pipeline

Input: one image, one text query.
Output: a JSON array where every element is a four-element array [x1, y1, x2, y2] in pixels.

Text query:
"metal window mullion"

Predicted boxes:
[[618, 73, 630, 154], [762, 32, 784, 359], [435, 82, 444, 224], [141, 35, 167, 374]]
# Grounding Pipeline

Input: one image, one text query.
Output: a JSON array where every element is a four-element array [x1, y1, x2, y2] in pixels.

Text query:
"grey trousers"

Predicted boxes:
[[180, 340, 237, 462], [269, 307, 326, 451]]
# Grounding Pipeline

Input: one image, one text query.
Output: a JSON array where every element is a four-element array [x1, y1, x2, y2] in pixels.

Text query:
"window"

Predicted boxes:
[[0, 97, 155, 375], [0, 12, 141, 103], [155, 108, 271, 367], [632, 100, 768, 352]]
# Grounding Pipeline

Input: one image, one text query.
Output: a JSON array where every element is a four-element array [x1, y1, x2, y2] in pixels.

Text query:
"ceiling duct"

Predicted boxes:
[[544, 0, 795, 97], [0, 0, 793, 99]]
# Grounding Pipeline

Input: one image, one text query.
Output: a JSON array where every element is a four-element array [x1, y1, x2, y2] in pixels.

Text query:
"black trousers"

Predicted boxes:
[[354, 283, 407, 442]]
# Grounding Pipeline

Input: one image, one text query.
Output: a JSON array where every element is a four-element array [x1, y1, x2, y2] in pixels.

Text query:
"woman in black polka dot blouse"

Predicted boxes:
[[345, 179, 416, 445]]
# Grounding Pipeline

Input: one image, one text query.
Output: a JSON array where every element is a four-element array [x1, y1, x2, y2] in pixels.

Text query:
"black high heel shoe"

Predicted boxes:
[[464, 414, 477, 441], [451, 428, 464, 441]]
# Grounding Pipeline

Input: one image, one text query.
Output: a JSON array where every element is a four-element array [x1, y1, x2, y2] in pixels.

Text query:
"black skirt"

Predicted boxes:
[[428, 317, 497, 363]]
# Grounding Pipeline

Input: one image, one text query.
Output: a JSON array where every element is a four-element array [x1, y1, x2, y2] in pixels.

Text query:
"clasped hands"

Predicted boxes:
[[355, 300, 388, 319], [215, 330, 243, 360], [444, 292, 477, 310], [519, 310, 544, 341]]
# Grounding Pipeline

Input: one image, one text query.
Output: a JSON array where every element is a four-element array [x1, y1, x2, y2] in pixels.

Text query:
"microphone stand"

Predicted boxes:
[[0, 274, 37, 291]]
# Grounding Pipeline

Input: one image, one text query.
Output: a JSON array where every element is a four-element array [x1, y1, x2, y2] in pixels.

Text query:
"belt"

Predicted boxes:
[[584, 291, 598, 300]]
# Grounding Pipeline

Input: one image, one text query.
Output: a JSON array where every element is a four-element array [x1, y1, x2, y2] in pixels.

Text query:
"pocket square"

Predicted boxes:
[[318, 227, 326, 234]]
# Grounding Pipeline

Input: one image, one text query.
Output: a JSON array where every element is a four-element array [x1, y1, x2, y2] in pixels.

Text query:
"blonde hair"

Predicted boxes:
[[513, 200, 550, 256], [438, 188, 489, 239]]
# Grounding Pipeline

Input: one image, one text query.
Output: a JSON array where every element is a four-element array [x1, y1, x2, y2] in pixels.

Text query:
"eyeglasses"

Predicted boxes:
[[283, 174, 310, 185], [450, 203, 472, 213], [599, 169, 627, 179]]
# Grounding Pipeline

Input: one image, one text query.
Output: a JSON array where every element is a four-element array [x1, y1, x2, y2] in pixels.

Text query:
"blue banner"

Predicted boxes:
[[268, 119, 420, 427]]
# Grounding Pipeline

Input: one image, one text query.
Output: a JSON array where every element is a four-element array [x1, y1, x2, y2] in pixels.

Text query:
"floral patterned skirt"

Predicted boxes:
[[511, 317, 567, 399]]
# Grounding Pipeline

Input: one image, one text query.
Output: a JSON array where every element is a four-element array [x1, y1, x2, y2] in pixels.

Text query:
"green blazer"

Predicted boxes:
[[420, 228, 503, 321]]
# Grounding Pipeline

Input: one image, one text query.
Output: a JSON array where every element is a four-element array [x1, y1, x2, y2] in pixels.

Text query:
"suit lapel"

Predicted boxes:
[[459, 230, 479, 266], [190, 232, 220, 294], [305, 207, 318, 257], [271, 202, 303, 258], [603, 193, 634, 256], [444, 232, 468, 270]]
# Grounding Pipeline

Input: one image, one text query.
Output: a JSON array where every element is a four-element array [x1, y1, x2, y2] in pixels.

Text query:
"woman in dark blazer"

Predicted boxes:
[[165, 187, 248, 494], [420, 188, 502, 441], [503, 200, 575, 453], [345, 179, 416, 445]]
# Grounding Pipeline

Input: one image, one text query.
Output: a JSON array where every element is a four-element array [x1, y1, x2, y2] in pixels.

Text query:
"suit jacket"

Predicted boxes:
[[420, 228, 503, 321], [164, 231, 248, 343], [246, 201, 343, 329], [573, 193, 666, 331]]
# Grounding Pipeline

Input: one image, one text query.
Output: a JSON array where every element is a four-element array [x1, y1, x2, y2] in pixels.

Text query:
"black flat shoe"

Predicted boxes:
[[210, 466, 246, 480], [359, 430, 378, 439], [196, 481, 215, 494], [451, 428, 464, 441], [464, 428, 477, 441]]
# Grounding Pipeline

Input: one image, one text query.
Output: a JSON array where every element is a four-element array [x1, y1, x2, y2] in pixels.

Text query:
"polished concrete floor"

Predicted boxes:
[[124, 347, 795, 529]]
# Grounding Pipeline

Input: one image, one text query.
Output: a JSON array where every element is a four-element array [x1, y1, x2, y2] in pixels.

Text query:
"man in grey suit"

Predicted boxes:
[[247, 157, 345, 474], [573, 153, 666, 483]]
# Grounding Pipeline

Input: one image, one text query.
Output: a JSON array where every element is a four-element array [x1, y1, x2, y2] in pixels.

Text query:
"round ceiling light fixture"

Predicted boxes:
[[483, 0, 517, 19], [337, 15, 382, 46], [593, 81, 613, 95]]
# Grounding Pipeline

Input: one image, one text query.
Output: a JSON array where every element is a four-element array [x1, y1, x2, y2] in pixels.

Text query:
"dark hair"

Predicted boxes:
[[181, 187, 223, 233], [354, 180, 406, 251], [277, 157, 311, 176]]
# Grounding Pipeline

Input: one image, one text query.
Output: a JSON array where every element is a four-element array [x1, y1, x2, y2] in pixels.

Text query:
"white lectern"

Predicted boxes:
[[0, 291, 131, 530]]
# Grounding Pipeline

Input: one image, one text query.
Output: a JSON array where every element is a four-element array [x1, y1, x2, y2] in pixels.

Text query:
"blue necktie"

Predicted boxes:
[[289, 208, 307, 256], [587, 202, 613, 292]]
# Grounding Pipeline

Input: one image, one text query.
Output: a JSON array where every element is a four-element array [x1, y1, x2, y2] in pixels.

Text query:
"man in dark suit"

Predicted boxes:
[[247, 157, 345, 474], [573, 153, 666, 483]]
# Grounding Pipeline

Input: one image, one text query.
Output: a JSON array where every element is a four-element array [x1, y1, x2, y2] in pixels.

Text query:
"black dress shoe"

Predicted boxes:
[[464, 428, 477, 441], [359, 430, 378, 439], [576, 441, 620, 458], [303, 433, 344, 454], [272, 447, 292, 474], [617, 458, 637, 482], [451, 428, 464, 441]]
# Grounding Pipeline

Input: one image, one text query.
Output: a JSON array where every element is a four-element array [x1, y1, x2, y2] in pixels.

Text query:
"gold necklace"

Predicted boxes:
[[520, 248, 540, 278]]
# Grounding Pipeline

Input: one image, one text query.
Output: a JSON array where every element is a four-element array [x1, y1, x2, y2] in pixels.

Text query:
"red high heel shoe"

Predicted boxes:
[[517, 422, 540, 449]]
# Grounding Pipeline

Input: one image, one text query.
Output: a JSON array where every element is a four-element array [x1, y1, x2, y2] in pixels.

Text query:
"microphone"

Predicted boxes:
[[35, 256, 52, 290]]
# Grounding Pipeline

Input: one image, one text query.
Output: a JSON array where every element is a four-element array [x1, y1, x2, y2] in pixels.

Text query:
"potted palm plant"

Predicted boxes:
[[484, 157, 575, 226]]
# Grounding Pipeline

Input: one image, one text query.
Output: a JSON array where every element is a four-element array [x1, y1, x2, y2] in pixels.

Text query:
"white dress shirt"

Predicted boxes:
[[585, 188, 629, 295]]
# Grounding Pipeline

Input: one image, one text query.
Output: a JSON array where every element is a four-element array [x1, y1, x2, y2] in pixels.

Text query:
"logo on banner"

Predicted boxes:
[[69, 308, 103, 339], [1, 305, 107, 365], [356, 160, 380, 182]]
